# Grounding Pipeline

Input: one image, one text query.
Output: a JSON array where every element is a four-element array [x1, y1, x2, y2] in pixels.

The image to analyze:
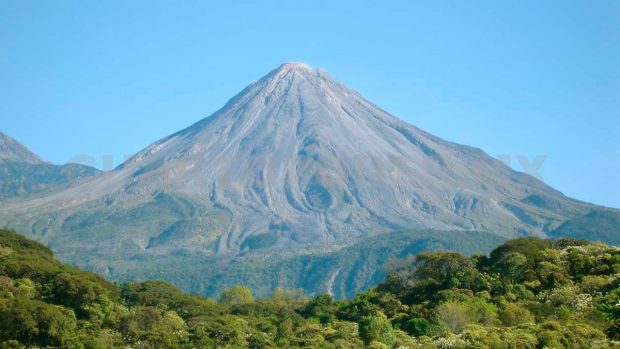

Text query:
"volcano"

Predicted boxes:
[[1, 63, 616, 297]]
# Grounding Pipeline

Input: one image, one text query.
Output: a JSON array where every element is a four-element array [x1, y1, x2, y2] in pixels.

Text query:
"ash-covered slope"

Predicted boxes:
[[124, 62, 590, 245], [0, 63, 614, 296]]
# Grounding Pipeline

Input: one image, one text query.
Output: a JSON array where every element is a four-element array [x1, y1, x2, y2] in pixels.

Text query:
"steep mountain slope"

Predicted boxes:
[[0, 131, 45, 164], [0, 63, 616, 296], [0, 131, 100, 199]]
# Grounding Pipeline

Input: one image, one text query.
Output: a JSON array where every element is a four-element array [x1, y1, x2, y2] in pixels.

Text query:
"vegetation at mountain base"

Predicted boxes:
[[83, 229, 506, 299], [1, 229, 620, 348], [549, 210, 620, 246]]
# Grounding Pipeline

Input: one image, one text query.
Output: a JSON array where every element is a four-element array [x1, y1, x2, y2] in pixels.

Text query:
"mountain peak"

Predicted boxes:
[[277, 62, 313, 71], [265, 62, 322, 85], [0, 131, 45, 164], [107, 62, 582, 251]]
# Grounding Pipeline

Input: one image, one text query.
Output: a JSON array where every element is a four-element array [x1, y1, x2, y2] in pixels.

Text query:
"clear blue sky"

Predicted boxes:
[[1, 0, 618, 208]]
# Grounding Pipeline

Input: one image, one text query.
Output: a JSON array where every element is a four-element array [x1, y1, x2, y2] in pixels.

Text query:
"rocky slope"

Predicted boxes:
[[0, 131, 45, 164]]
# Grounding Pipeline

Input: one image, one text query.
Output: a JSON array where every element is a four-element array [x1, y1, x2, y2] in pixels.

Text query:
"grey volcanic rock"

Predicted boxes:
[[0, 63, 616, 296]]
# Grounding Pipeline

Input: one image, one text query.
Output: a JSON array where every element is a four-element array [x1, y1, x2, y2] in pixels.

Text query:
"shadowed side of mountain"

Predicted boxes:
[[549, 209, 620, 246], [0, 161, 101, 199], [0, 131, 101, 199]]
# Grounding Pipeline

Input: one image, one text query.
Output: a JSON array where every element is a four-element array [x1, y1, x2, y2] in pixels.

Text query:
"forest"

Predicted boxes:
[[1, 228, 619, 348]]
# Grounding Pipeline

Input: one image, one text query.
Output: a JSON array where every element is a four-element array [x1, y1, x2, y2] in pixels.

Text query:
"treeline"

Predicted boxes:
[[0, 229, 619, 348]]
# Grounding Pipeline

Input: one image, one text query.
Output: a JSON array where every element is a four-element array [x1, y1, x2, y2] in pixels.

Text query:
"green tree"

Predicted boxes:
[[498, 303, 534, 326], [119, 306, 187, 348], [300, 294, 337, 323], [488, 237, 549, 267], [414, 252, 480, 290], [599, 302, 620, 339], [435, 302, 474, 333], [0, 297, 77, 347], [358, 313, 394, 346], [401, 317, 434, 337], [493, 252, 529, 283], [220, 285, 254, 305]]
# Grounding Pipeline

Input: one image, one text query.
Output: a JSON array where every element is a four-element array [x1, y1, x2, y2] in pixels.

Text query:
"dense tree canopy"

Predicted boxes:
[[1, 229, 619, 348]]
